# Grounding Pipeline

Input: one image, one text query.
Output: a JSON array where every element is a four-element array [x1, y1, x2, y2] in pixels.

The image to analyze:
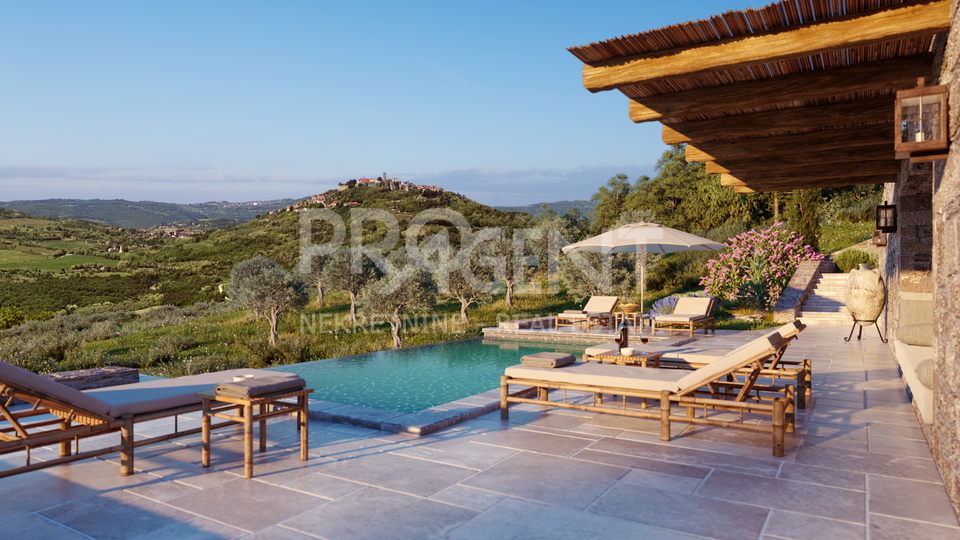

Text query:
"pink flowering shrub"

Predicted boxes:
[[700, 222, 823, 309]]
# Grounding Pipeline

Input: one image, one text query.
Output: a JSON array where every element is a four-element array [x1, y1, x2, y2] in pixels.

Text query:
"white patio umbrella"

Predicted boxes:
[[561, 222, 724, 312]]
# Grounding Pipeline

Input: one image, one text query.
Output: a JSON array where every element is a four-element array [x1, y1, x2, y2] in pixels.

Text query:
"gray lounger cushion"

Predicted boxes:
[[87, 369, 299, 417], [520, 352, 576, 368], [0, 360, 112, 416]]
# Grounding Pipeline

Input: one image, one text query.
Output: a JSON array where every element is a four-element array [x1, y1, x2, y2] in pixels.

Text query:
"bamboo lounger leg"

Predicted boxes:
[[500, 376, 509, 420], [660, 390, 671, 442], [120, 414, 134, 476], [244, 403, 254, 479], [201, 399, 211, 468], [299, 393, 308, 462]]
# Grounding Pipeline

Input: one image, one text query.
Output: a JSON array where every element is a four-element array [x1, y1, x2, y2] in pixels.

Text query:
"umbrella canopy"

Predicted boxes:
[[561, 222, 724, 255], [561, 222, 724, 317]]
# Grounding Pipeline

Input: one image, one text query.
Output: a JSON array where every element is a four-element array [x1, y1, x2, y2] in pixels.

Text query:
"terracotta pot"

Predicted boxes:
[[845, 265, 886, 325]]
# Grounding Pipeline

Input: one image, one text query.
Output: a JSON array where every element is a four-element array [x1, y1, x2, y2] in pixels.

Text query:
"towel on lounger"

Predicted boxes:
[[520, 352, 576, 368], [215, 376, 306, 399]]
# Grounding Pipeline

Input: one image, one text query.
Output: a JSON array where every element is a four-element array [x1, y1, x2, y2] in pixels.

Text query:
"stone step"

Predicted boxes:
[[798, 315, 851, 325]]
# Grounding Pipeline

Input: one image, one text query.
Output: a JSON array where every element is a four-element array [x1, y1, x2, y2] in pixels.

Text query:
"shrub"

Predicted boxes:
[[700, 222, 823, 310], [835, 249, 878, 273]]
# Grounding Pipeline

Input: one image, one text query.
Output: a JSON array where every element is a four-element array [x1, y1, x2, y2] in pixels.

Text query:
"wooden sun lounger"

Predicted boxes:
[[555, 296, 619, 331], [583, 321, 812, 408], [652, 297, 716, 337], [501, 332, 796, 456], [0, 361, 301, 478]]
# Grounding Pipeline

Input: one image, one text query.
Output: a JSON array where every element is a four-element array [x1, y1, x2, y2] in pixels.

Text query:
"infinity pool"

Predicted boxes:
[[265, 339, 588, 413]]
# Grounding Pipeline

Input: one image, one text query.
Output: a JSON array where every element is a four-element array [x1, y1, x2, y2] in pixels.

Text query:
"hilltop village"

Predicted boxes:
[[270, 175, 445, 214]]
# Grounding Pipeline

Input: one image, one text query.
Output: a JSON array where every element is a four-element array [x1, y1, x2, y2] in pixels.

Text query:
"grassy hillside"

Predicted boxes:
[[0, 188, 533, 315], [0, 198, 304, 229]]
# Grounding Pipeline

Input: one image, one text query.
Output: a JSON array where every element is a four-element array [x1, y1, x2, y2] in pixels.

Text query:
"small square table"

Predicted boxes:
[[615, 311, 651, 334], [590, 351, 663, 368], [198, 387, 313, 479]]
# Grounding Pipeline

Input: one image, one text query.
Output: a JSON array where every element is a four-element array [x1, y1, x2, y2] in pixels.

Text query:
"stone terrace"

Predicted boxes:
[[1, 326, 958, 539]]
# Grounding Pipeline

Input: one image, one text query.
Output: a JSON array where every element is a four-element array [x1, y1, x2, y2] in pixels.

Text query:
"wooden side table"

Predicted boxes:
[[198, 387, 313, 479], [615, 312, 650, 334], [591, 351, 663, 368]]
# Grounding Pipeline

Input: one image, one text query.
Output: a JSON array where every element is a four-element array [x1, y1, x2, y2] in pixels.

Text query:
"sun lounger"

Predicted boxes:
[[555, 296, 619, 331], [501, 332, 796, 456], [583, 321, 811, 408], [0, 361, 302, 478], [652, 297, 715, 337]]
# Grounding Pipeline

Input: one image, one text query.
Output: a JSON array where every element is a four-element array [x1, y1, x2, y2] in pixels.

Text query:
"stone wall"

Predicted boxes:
[[930, 0, 960, 517], [881, 160, 935, 345]]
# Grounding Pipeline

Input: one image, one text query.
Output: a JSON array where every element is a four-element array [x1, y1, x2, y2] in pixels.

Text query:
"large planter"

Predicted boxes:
[[845, 264, 886, 325]]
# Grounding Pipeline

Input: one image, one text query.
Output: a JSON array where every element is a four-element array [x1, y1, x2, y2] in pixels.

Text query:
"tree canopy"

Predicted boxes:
[[229, 255, 309, 346]]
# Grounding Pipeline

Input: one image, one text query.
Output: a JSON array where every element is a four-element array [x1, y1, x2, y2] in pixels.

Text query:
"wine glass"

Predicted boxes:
[[640, 337, 649, 353]]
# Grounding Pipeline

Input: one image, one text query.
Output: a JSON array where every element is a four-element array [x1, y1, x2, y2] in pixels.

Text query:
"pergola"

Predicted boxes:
[[568, 0, 951, 193]]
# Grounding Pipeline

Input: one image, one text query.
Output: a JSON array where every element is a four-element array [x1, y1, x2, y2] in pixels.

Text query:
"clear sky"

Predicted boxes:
[[0, 1, 759, 207]]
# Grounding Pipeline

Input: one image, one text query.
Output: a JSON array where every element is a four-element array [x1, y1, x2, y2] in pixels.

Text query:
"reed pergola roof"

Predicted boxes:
[[569, 0, 951, 193]]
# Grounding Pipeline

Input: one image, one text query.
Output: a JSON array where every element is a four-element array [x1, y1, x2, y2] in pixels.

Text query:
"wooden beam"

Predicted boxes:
[[705, 146, 895, 174], [662, 95, 893, 144], [722, 171, 898, 187], [686, 124, 892, 162], [629, 54, 934, 123], [732, 174, 896, 193], [720, 160, 900, 185], [583, 0, 950, 92]]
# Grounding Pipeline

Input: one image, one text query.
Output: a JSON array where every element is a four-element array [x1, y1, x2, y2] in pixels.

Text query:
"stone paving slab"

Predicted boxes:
[[2, 326, 958, 539]]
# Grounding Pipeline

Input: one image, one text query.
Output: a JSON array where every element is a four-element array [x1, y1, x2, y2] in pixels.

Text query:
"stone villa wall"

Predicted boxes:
[[931, 1, 960, 517], [880, 160, 935, 345]]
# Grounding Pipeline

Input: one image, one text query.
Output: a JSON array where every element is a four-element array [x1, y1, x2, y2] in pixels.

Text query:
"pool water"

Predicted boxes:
[[265, 339, 588, 413]]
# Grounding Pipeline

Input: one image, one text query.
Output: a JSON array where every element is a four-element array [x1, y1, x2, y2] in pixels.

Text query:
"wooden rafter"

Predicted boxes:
[[686, 124, 893, 162], [706, 146, 895, 174], [629, 54, 934, 123], [662, 96, 893, 144], [720, 160, 901, 184], [582, 0, 950, 92], [733, 174, 897, 193]]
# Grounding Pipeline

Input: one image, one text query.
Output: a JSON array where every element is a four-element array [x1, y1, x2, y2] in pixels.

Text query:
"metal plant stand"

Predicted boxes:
[[844, 319, 888, 343]]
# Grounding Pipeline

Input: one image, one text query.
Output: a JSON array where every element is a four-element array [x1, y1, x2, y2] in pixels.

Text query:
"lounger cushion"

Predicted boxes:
[[582, 296, 619, 313], [675, 333, 783, 392], [520, 352, 576, 368], [216, 375, 306, 399], [505, 362, 685, 393], [0, 360, 113, 417], [656, 314, 708, 322], [584, 344, 619, 356], [88, 369, 299, 417]]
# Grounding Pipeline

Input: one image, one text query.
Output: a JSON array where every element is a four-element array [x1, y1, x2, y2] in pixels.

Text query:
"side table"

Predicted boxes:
[[198, 387, 313, 479], [590, 351, 663, 368]]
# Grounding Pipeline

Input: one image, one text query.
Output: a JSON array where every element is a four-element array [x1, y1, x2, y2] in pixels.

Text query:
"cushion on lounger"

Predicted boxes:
[[675, 333, 783, 392], [520, 352, 576, 368], [505, 362, 685, 393], [656, 314, 708, 322], [215, 375, 306, 399], [0, 360, 113, 417], [584, 344, 620, 356], [88, 369, 299, 417]]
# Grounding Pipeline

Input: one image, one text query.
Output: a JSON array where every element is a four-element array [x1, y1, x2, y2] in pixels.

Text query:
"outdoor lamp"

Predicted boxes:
[[895, 77, 949, 161], [876, 201, 897, 234]]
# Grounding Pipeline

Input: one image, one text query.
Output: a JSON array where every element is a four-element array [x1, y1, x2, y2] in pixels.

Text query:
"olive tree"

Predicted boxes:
[[435, 244, 494, 324], [322, 247, 382, 325], [359, 252, 436, 348], [230, 255, 309, 346]]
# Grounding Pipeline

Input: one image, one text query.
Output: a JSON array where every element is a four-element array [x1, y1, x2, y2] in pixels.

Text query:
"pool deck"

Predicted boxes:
[[3, 325, 959, 539]]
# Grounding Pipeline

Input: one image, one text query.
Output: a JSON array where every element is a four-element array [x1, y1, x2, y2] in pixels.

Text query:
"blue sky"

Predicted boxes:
[[0, 1, 759, 206]]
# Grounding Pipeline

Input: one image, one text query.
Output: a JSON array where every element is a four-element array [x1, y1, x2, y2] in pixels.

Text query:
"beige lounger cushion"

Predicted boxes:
[[675, 333, 783, 391], [504, 362, 685, 392], [88, 369, 299, 417], [0, 360, 113, 416], [656, 314, 708, 322], [582, 296, 619, 313]]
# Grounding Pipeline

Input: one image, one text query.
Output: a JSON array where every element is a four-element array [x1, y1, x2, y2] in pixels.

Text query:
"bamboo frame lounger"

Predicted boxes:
[[0, 361, 301, 478], [555, 296, 619, 331], [584, 321, 812, 408], [652, 297, 716, 337], [501, 332, 796, 456]]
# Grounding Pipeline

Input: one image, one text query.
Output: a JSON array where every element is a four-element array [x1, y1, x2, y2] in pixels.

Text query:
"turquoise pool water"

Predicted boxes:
[[265, 339, 588, 413]]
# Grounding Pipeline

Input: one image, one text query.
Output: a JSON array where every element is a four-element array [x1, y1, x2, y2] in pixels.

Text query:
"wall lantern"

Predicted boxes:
[[895, 77, 949, 161], [876, 201, 897, 234]]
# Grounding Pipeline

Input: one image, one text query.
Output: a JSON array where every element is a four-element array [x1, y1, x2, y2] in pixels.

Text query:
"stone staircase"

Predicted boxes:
[[798, 272, 851, 325]]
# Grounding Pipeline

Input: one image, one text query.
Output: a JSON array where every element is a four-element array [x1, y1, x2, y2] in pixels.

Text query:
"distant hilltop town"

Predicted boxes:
[[338, 173, 443, 193], [268, 174, 445, 215]]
